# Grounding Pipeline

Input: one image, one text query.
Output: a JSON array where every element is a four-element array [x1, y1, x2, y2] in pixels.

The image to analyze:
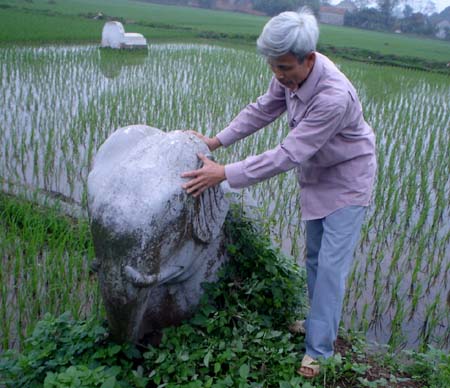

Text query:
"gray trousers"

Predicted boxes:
[[304, 205, 366, 359]]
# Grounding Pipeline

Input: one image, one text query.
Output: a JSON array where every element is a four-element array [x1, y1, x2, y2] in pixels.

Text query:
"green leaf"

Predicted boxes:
[[227, 244, 237, 254], [100, 376, 117, 388], [190, 315, 208, 326], [155, 353, 167, 363], [203, 351, 212, 367], [223, 375, 234, 386], [239, 364, 249, 380], [179, 352, 190, 362]]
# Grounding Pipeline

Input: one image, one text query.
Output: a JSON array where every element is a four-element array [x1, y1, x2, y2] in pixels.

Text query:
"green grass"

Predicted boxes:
[[320, 24, 450, 63], [0, 192, 100, 350], [0, 7, 104, 43], [0, 6, 198, 44], [0, 0, 449, 65], [3, 0, 266, 34]]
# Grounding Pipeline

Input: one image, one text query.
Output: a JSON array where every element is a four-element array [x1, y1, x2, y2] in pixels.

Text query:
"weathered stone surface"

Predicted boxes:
[[87, 125, 229, 343], [101, 21, 147, 49]]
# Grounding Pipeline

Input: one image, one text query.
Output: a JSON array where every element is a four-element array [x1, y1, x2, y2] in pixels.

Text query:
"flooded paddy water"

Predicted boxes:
[[0, 44, 449, 350]]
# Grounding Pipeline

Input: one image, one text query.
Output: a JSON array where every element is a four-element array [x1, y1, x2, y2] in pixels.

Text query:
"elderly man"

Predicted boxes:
[[181, 8, 376, 378]]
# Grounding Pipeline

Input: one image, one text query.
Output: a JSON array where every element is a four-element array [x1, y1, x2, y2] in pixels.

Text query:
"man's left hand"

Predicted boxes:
[[181, 153, 226, 197]]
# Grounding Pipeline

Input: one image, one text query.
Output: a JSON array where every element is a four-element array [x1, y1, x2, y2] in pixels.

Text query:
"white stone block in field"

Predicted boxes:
[[101, 21, 147, 49]]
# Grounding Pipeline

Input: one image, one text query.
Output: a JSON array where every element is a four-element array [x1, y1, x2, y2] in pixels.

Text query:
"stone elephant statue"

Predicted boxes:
[[87, 125, 229, 343]]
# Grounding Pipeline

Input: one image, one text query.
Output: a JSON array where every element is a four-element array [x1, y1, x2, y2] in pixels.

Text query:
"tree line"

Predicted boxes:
[[145, 1, 450, 39], [344, 0, 449, 38]]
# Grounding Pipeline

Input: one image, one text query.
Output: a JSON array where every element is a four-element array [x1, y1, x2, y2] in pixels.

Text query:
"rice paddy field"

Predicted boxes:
[[0, 42, 449, 353]]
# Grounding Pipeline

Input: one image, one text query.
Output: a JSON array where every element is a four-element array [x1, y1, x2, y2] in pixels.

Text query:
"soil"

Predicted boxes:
[[334, 337, 424, 388]]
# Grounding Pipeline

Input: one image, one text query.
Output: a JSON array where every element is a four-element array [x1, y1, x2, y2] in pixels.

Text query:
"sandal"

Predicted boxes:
[[296, 354, 320, 378], [288, 319, 306, 335]]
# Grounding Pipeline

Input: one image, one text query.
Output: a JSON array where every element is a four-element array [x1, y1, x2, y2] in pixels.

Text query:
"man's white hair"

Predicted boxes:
[[256, 8, 319, 62]]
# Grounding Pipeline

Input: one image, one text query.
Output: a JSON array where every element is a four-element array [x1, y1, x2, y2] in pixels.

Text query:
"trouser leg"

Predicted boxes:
[[305, 219, 323, 304], [304, 206, 366, 359]]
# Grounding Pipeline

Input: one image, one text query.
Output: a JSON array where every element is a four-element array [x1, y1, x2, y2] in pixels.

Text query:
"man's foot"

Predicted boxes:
[[288, 319, 306, 335], [296, 354, 320, 378]]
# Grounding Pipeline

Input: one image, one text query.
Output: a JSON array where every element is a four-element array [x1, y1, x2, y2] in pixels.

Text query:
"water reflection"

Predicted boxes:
[[98, 48, 148, 79]]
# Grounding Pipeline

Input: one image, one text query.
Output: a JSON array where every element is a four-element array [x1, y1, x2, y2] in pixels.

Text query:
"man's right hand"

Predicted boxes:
[[186, 130, 222, 152]]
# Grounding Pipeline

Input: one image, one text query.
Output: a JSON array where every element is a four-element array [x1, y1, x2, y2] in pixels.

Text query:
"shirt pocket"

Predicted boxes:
[[298, 163, 321, 184], [287, 96, 306, 129], [289, 107, 307, 129]]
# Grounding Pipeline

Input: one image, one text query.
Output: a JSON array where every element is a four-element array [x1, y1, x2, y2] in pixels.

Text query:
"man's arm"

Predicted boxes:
[[216, 77, 287, 147], [182, 95, 348, 196], [186, 131, 222, 151], [181, 153, 226, 197], [225, 95, 348, 188], [186, 76, 286, 152], [181, 77, 287, 196]]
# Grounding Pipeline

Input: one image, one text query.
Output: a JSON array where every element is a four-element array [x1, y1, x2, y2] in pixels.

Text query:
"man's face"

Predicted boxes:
[[268, 52, 315, 92]]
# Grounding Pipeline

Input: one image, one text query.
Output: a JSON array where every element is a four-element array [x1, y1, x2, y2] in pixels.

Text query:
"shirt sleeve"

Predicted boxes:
[[216, 77, 287, 147], [224, 95, 348, 188]]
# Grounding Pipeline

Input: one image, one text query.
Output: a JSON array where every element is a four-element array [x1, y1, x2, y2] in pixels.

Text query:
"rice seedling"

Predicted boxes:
[[0, 43, 449, 352]]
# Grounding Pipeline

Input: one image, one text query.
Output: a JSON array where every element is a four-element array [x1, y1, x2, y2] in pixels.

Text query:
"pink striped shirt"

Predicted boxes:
[[216, 53, 377, 220]]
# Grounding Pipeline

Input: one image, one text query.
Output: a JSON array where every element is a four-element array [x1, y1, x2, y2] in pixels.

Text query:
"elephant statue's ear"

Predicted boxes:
[[192, 184, 229, 243]]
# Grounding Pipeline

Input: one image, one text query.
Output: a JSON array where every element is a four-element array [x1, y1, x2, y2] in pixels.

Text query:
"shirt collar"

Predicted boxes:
[[291, 52, 322, 103]]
